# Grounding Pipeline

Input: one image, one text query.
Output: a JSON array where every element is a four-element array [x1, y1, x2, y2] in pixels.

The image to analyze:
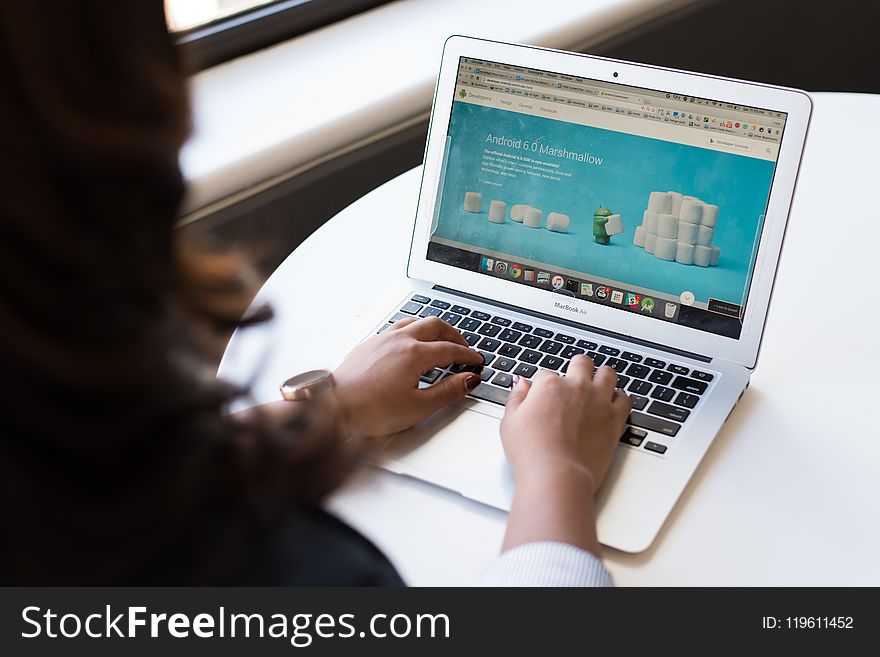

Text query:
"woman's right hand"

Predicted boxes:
[[498, 354, 631, 555]]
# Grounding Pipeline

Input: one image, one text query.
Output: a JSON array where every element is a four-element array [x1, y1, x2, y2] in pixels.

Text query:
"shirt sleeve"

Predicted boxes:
[[480, 541, 614, 587]]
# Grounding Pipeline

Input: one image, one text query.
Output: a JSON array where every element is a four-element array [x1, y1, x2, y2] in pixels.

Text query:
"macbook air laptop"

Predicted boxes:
[[367, 36, 811, 553]]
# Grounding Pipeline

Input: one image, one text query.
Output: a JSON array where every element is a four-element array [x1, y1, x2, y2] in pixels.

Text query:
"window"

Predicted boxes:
[[168, 0, 394, 71]]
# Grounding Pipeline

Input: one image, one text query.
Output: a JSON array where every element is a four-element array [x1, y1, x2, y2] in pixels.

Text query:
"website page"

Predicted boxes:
[[427, 57, 787, 339]]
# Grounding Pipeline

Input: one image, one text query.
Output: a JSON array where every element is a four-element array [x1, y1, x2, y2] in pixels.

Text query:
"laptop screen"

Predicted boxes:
[[426, 56, 788, 339]]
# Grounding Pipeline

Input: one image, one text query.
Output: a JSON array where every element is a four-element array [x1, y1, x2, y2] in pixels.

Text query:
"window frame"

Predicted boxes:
[[174, 0, 395, 71]]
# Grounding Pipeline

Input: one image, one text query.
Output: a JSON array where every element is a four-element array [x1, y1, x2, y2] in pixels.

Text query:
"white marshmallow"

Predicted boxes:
[[510, 204, 528, 222], [464, 192, 482, 213], [694, 245, 712, 267], [654, 236, 677, 261], [488, 200, 507, 224], [546, 212, 570, 233], [675, 242, 695, 265], [657, 213, 679, 239], [644, 232, 657, 254], [668, 191, 684, 216], [696, 225, 714, 246], [677, 221, 699, 245], [701, 204, 719, 228], [605, 214, 624, 235], [643, 211, 658, 234], [679, 199, 703, 224], [647, 191, 673, 214], [523, 207, 543, 228], [633, 225, 647, 247], [710, 246, 721, 266]]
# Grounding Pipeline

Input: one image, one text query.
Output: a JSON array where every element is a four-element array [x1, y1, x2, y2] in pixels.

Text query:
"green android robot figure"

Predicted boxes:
[[593, 206, 613, 245]]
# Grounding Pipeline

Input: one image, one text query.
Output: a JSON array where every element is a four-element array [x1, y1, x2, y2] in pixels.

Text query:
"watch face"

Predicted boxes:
[[283, 369, 331, 390]]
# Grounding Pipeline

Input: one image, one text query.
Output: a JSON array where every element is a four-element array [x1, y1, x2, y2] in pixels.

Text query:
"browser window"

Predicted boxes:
[[426, 57, 788, 339]]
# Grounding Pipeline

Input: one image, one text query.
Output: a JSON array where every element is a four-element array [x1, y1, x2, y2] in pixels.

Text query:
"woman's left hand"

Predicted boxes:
[[332, 316, 484, 437]]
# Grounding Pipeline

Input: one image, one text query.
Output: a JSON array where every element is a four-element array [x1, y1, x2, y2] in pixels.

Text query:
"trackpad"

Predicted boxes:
[[375, 404, 514, 510]]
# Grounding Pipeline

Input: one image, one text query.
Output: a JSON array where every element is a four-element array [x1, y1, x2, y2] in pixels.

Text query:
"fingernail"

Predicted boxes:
[[512, 375, 521, 386], [466, 374, 481, 390]]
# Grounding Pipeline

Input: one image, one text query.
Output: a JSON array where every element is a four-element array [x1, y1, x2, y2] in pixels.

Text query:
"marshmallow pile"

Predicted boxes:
[[633, 191, 720, 267], [464, 192, 570, 233]]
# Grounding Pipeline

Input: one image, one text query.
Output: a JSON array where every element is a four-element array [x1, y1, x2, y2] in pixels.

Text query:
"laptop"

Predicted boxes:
[[367, 36, 811, 553]]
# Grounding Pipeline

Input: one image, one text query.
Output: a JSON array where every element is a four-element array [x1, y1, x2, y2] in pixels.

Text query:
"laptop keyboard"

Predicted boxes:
[[378, 293, 718, 456]]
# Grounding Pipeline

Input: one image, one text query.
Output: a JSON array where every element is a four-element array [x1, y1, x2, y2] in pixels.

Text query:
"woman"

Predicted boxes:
[[0, 2, 630, 585]]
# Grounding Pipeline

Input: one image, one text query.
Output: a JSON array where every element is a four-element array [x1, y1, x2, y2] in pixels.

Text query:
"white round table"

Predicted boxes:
[[219, 93, 880, 585]]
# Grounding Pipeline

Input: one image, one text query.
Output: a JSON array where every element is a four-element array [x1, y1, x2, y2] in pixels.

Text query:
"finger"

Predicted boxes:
[[504, 375, 531, 413], [418, 341, 484, 367], [418, 372, 481, 410], [566, 353, 596, 383], [612, 389, 633, 416], [403, 316, 469, 346], [387, 318, 416, 331], [592, 365, 618, 396]]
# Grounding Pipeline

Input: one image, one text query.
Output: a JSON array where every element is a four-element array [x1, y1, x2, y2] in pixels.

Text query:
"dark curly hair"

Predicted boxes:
[[0, 1, 358, 584]]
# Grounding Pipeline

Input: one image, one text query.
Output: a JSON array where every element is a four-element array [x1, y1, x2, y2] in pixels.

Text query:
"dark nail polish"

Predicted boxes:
[[466, 374, 481, 390]]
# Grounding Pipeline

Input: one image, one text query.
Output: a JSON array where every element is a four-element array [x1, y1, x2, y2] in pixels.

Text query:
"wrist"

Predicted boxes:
[[513, 457, 596, 496]]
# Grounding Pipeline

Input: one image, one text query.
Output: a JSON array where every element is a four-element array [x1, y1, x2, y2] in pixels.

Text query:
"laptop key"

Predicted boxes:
[[519, 349, 542, 364], [644, 358, 666, 369], [667, 364, 689, 375], [469, 382, 510, 405], [533, 328, 554, 338], [400, 301, 423, 314], [440, 312, 462, 326], [479, 367, 495, 382], [491, 316, 512, 327], [450, 305, 471, 315], [598, 345, 620, 356], [430, 300, 451, 309], [477, 338, 501, 352], [620, 351, 643, 362], [629, 411, 681, 437], [497, 344, 522, 358], [576, 339, 598, 350], [650, 386, 675, 402], [616, 375, 630, 390], [411, 294, 431, 304], [513, 363, 538, 378], [539, 340, 563, 355], [539, 355, 564, 370], [462, 332, 480, 347], [459, 317, 481, 332], [626, 364, 651, 379], [419, 306, 443, 318], [621, 426, 647, 446], [647, 401, 691, 423], [420, 369, 442, 383], [674, 392, 700, 409], [498, 328, 523, 343], [648, 370, 673, 385], [628, 380, 652, 396], [388, 312, 409, 323], [671, 376, 708, 395], [586, 352, 606, 366], [519, 334, 542, 349], [492, 372, 514, 388], [512, 322, 533, 332], [477, 351, 494, 365], [560, 346, 585, 360], [477, 323, 501, 337], [629, 394, 649, 411], [492, 357, 517, 372], [606, 358, 628, 373], [555, 333, 575, 344], [471, 311, 491, 321], [691, 370, 714, 382], [644, 441, 668, 454]]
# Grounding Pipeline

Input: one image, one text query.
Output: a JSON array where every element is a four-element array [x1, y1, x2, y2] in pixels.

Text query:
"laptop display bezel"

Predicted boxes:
[[407, 36, 812, 369]]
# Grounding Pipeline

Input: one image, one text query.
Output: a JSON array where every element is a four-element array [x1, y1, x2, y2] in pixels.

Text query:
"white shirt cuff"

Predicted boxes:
[[480, 541, 614, 587]]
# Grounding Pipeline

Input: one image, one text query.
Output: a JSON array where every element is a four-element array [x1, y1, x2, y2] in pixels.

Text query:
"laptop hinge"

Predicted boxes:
[[433, 285, 713, 363]]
